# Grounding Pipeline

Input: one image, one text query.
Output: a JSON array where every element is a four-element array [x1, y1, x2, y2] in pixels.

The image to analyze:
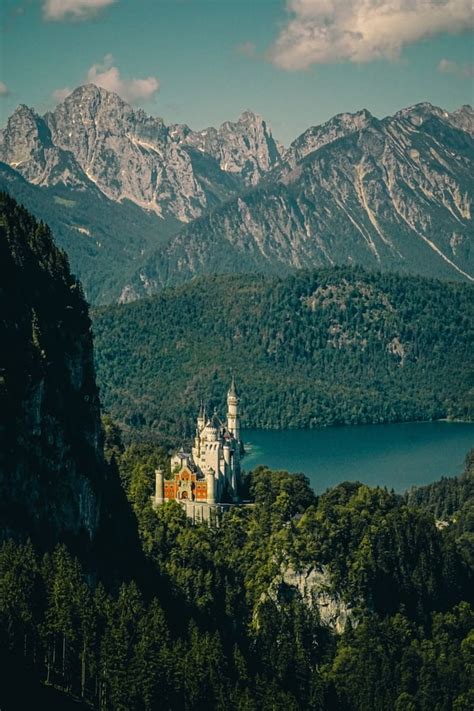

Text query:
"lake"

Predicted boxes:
[[242, 422, 474, 494]]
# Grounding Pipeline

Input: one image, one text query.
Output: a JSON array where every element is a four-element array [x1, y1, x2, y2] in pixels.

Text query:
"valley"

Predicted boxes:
[[1, 86, 473, 711]]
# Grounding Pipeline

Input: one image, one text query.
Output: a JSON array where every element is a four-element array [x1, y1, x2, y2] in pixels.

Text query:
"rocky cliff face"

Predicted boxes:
[[395, 102, 474, 136], [0, 105, 91, 189], [127, 106, 473, 296], [280, 109, 374, 171], [0, 85, 279, 224], [1, 90, 472, 304], [264, 563, 354, 634], [0, 192, 106, 550], [178, 110, 283, 186], [45, 85, 237, 221]]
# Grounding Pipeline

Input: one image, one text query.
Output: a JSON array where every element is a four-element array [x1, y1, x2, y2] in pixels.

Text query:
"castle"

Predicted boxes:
[[153, 378, 243, 521]]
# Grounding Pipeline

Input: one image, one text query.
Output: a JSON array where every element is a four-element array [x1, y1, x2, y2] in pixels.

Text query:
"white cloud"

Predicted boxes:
[[52, 86, 73, 102], [269, 0, 474, 70], [0, 81, 9, 96], [438, 58, 474, 78], [43, 0, 116, 22], [85, 55, 159, 102]]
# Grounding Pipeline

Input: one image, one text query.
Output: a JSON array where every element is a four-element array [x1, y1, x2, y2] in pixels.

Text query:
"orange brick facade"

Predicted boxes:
[[164, 467, 208, 502]]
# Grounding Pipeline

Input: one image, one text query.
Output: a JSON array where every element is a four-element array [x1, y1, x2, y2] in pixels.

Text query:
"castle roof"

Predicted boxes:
[[228, 375, 238, 397]]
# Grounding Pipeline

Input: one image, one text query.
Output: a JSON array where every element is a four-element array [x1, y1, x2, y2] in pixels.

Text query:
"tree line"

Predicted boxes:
[[92, 268, 474, 441], [3, 440, 471, 709]]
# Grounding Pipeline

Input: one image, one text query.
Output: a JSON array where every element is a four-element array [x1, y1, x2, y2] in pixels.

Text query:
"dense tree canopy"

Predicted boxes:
[[3, 442, 472, 710], [92, 268, 474, 441]]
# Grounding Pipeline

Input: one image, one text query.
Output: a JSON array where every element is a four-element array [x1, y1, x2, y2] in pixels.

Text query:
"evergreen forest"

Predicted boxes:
[[1, 194, 474, 710], [92, 270, 474, 441], [1, 436, 474, 710]]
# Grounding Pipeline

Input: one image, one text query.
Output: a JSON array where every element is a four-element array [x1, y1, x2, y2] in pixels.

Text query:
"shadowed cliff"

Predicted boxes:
[[0, 192, 143, 578]]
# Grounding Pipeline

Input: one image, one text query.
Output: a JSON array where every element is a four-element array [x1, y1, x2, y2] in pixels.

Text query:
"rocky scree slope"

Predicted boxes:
[[0, 85, 281, 303], [126, 106, 473, 297]]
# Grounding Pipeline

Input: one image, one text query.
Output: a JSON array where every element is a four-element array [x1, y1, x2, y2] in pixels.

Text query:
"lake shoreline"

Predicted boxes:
[[241, 421, 474, 494], [241, 417, 473, 432]]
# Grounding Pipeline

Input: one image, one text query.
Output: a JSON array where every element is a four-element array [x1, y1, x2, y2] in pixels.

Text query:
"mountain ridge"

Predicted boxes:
[[123, 113, 473, 298], [92, 267, 474, 440], [0, 86, 472, 303]]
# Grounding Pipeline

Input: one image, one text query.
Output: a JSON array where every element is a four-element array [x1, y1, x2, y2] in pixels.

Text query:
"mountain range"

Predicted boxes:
[[0, 85, 472, 303]]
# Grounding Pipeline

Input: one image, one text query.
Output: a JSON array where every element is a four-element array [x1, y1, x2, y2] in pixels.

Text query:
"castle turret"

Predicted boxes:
[[154, 467, 164, 505], [206, 470, 216, 504], [227, 376, 240, 442], [197, 402, 205, 432], [223, 441, 231, 468], [206, 410, 220, 442]]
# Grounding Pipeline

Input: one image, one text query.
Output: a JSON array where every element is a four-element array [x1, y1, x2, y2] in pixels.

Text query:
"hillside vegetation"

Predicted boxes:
[[1, 194, 473, 710], [2, 442, 473, 710], [92, 268, 474, 440], [0, 192, 142, 571]]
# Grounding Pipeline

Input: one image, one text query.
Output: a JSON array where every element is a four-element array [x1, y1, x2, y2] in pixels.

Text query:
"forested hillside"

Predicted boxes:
[[1, 194, 473, 710], [0, 192, 141, 570], [93, 268, 474, 440], [2, 438, 473, 710]]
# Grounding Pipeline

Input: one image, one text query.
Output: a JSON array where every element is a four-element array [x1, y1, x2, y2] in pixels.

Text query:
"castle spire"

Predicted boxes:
[[227, 375, 240, 441], [228, 374, 237, 397], [197, 400, 206, 432]]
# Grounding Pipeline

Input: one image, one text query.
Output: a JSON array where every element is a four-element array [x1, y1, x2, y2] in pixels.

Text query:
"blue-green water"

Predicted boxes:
[[242, 422, 474, 494]]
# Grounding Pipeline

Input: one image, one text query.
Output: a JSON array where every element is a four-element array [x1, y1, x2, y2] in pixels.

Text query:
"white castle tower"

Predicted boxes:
[[153, 378, 244, 520], [227, 376, 240, 442]]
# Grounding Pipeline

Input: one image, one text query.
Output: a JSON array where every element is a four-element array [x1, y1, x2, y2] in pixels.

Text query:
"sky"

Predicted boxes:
[[0, 0, 473, 146]]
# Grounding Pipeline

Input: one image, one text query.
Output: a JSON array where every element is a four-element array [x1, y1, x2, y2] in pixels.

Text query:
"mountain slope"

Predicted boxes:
[[1, 91, 473, 303], [0, 191, 106, 548], [0, 85, 283, 303], [0, 85, 280, 225], [92, 268, 474, 440], [0, 192, 142, 568], [43, 85, 249, 221], [0, 160, 178, 304], [124, 109, 473, 297]]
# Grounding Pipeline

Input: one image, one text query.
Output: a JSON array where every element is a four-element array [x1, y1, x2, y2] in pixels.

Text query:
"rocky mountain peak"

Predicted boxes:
[[450, 104, 474, 135], [2, 104, 52, 150], [1, 84, 283, 218], [282, 108, 376, 170], [237, 109, 260, 123], [394, 102, 474, 136], [1, 93, 472, 304], [182, 109, 283, 185], [0, 103, 73, 186]]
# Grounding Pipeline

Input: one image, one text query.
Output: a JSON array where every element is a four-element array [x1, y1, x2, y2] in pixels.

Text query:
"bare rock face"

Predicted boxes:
[[396, 102, 474, 136], [130, 105, 473, 296], [0, 91, 472, 304], [281, 109, 374, 170], [44, 85, 214, 221], [263, 562, 354, 634], [180, 110, 283, 186], [0, 85, 280, 223], [0, 105, 90, 189]]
